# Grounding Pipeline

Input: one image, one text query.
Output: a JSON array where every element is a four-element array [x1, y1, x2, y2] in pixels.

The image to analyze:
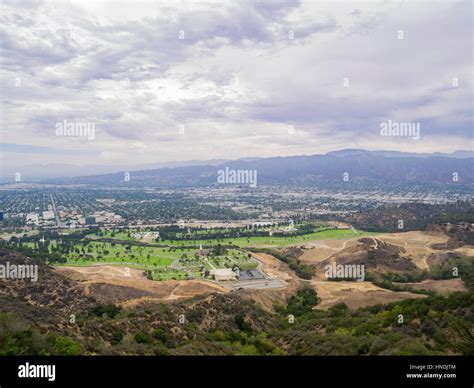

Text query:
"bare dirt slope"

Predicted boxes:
[[55, 265, 228, 306], [394, 278, 467, 296], [311, 280, 426, 309], [299, 238, 361, 264], [298, 230, 466, 271]]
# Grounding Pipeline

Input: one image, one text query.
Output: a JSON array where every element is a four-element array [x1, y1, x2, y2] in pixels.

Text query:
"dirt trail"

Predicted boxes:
[[299, 237, 362, 264]]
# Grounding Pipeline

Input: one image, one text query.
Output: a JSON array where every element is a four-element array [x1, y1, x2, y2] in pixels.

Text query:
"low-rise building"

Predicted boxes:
[[26, 213, 39, 224], [210, 268, 237, 281], [42, 211, 55, 220]]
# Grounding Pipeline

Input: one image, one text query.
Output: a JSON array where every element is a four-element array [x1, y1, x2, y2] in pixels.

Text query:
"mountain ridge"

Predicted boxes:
[[33, 149, 474, 187]]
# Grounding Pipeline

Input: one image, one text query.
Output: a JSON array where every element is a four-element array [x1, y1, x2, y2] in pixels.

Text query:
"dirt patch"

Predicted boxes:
[[377, 231, 450, 269], [429, 223, 474, 249], [86, 283, 152, 304], [454, 246, 474, 257], [312, 237, 417, 274], [311, 280, 425, 309], [299, 238, 361, 264], [395, 278, 467, 296], [54, 265, 228, 306], [300, 231, 453, 271], [426, 251, 461, 268]]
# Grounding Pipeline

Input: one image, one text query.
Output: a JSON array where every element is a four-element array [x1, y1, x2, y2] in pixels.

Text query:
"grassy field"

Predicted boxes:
[[0, 230, 39, 240], [148, 268, 191, 281], [86, 230, 135, 241], [86, 227, 371, 248], [159, 228, 373, 247], [22, 241, 258, 274], [23, 241, 181, 268]]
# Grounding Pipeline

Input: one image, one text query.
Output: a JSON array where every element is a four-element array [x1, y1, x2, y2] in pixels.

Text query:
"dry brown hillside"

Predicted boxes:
[[319, 237, 417, 273]]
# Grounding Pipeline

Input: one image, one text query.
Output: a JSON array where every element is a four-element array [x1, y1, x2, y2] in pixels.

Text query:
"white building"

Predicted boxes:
[[26, 213, 39, 224], [210, 268, 237, 281], [42, 211, 55, 220]]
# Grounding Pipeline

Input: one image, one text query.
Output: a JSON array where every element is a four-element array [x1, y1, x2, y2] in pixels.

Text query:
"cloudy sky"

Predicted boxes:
[[0, 0, 472, 176]]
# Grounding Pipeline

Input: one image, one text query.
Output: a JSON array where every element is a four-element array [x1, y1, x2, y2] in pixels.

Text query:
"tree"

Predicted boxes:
[[234, 314, 252, 333], [53, 336, 80, 355], [286, 287, 319, 317]]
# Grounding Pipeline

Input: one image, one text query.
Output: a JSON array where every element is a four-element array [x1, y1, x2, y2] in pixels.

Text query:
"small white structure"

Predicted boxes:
[[210, 268, 237, 281], [26, 213, 39, 224], [42, 211, 55, 220]]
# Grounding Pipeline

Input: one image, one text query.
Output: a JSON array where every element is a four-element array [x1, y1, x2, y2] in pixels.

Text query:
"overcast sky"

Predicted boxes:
[[1, 0, 472, 174]]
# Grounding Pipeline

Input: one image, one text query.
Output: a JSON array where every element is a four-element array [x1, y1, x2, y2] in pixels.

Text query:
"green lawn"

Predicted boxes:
[[160, 228, 373, 248], [86, 230, 135, 241], [22, 240, 259, 272], [86, 227, 373, 248], [23, 241, 187, 267], [148, 268, 189, 280]]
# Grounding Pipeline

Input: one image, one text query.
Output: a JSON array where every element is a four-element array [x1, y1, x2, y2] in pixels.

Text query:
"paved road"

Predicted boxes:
[[223, 278, 286, 291], [207, 260, 217, 270], [50, 193, 62, 228]]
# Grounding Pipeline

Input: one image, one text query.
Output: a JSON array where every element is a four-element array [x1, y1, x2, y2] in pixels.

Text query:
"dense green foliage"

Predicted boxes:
[[91, 304, 123, 319], [276, 287, 320, 317], [0, 313, 80, 356], [366, 256, 474, 294], [344, 202, 474, 232], [2, 287, 472, 356], [273, 291, 474, 355]]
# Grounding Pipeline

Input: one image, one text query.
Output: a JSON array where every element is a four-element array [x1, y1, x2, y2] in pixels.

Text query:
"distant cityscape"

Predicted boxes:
[[1, 182, 471, 230]]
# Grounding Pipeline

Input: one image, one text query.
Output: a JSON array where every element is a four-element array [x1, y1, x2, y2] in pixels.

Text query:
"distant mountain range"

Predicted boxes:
[[327, 149, 474, 159], [0, 159, 229, 182], [36, 149, 474, 187]]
